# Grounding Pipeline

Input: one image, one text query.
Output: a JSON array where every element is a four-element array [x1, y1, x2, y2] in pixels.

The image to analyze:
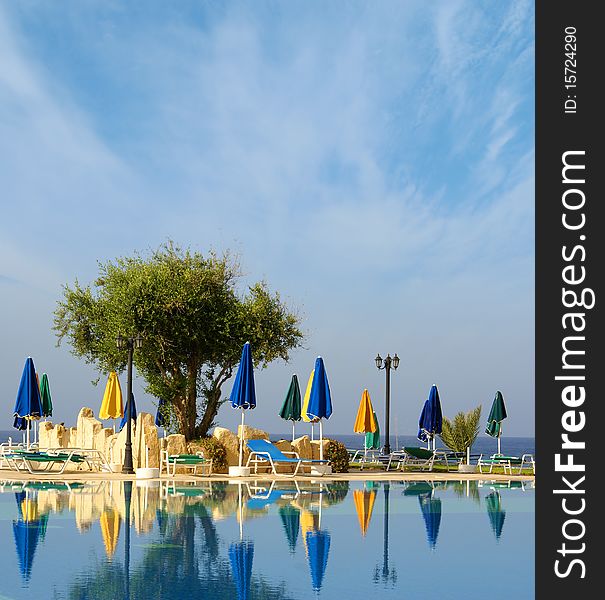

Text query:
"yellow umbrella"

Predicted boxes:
[[353, 489, 377, 537], [99, 372, 123, 420], [301, 370, 315, 423], [353, 389, 377, 434], [100, 509, 121, 559]]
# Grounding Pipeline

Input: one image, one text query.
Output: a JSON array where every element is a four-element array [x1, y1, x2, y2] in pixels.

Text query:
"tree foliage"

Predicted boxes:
[[53, 242, 303, 440], [439, 406, 482, 455]]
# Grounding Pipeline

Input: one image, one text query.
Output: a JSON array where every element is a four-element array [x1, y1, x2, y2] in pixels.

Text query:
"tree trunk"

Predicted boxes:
[[195, 387, 222, 438]]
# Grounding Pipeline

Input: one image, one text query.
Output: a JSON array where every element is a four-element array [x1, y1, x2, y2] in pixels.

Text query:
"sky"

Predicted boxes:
[[0, 0, 534, 437]]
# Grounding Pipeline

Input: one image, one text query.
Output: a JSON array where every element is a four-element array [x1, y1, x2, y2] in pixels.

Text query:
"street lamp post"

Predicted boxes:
[[117, 334, 143, 475], [375, 353, 399, 455]]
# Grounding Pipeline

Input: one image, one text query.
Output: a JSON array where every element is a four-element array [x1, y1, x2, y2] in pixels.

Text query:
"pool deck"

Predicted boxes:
[[0, 468, 535, 484]]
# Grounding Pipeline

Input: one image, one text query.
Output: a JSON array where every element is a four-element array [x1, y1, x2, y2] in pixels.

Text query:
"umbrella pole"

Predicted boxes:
[[497, 429, 501, 455], [26, 422, 30, 450], [318, 482, 323, 529], [311, 423, 314, 441], [292, 422, 295, 443], [319, 420, 323, 461], [239, 409, 245, 467], [239, 482, 243, 540]]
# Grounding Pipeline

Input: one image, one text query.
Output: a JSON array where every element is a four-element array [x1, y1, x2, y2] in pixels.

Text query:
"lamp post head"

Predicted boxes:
[[116, 334, 125, 350], [134, 334, 144, 349], [392, 353, 400, 370], [375, 354, 383, 369]]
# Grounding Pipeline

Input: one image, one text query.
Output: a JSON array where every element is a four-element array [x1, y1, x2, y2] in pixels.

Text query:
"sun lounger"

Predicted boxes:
[[161, 451, 213, 477], [477, 453, 535, 475], [3, 449, 89, 475], [389, 447, 450, 472], [246, 439, 330, 476]]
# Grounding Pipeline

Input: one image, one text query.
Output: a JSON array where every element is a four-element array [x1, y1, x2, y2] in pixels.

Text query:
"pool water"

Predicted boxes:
[[0, 478, 534, 599]]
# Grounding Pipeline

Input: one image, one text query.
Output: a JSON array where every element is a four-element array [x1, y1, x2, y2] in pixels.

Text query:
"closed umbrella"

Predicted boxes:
[[365, 413, 381, 451], [120, 393, 137, 431], [353, 389, 377, 458], [419, 492, 442, 549], [13, 357, 42, 449], [100, 372, 123, 421], [155, 398, 168, 429], [301, 369, 316, 440], [278, 505, 300, 554], [39, 373, 53, 418], [279, 374, 302, 441], [485, 491, 506, 540], [418, 384, 443, 450], [230, 342, 256, 468], [353, 488, 377, 537], [306, 357, 333, 462], [485, 391, 507, 455]]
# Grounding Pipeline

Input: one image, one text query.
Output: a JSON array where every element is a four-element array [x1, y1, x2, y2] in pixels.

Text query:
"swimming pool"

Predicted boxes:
[[0, 479, 534, 599]]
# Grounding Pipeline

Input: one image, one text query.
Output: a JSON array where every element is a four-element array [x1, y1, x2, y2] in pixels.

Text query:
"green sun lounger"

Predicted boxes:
[[4, 449, 87, 475], [162, 451, 213, 477], [388, 447, 450, 472], [477, 453, 535, 475]]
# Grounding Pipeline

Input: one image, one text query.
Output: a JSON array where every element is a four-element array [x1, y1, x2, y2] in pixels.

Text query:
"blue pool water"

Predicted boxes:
[[0, 478, 534, 599]]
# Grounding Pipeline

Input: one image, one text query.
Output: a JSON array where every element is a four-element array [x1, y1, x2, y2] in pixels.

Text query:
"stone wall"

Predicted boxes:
[[36, 406, 286, 471]]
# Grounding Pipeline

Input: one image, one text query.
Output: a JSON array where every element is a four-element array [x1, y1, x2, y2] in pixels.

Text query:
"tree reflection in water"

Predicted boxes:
[[61, 494, 295, 600]]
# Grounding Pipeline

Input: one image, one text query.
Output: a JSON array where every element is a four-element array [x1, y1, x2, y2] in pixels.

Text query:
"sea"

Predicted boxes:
[[1, 429, 535, 457]]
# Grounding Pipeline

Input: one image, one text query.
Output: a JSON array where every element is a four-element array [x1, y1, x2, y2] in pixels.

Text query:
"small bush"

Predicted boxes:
[[190, 437, 228, 473], [325, 439, 349, 473]]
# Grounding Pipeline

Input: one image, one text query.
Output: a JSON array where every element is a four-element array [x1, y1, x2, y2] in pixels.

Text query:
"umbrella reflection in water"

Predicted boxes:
[[12, 491, 49, 583], [485, 491, 506, 540], [278, 505, 300, 554], [305, 483, 331, 594], [418, 492, 442, 550], [229, 482, 254, 600], [353, 486, 377, 537]]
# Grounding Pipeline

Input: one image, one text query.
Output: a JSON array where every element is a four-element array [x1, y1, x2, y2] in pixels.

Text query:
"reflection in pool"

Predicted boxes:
[[0, 479, 534, 599]]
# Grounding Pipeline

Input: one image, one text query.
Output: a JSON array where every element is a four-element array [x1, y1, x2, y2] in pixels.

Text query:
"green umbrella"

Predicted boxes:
[[39, 373, 53, 418], [485, 391, 507, 454], [279, 374, 302, 441], [364, 412, 380, 450]]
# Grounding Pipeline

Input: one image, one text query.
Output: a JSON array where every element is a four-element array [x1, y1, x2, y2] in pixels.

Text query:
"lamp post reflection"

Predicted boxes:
[[123, 480, 132, 600], [373, 483, 397, 586]]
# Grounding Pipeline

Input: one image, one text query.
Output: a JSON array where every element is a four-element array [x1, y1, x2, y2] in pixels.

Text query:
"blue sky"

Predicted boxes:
[[0, 1, 534, 436]]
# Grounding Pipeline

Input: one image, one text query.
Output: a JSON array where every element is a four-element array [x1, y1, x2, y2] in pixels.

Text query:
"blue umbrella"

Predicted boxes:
[[155, 398, 167, 428], [306, 529, 331, 592], [418, 384, 443, 450], [419, 492, 442, 550], [230, 342, 257, 467], [307, 357, 333, 461], [120, 393, 137, 431], [13, 357, 42, 448]]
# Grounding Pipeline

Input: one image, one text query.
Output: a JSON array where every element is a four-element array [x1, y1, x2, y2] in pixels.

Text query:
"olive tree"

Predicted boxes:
[[53, 243, 303, 440]]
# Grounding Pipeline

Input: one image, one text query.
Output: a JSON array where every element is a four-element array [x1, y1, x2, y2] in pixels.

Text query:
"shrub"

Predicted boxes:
[[439, 406, 482, 462], [325, 439, 349, 473], [190, 437, 228, 473]]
